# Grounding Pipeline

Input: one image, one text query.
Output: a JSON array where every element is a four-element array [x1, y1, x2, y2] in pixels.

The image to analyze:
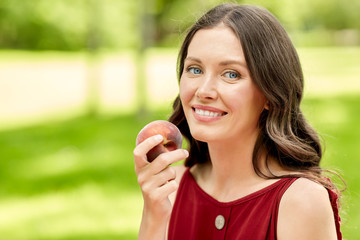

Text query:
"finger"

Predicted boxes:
[[139, 166, 177, 195], [137, 149, 187, 189], [146, 179, 179, 204], [150, 149, 188, 175], [133, 134, 164, 169], [156, 179, 179, 199], [154, 166, 177, 188]]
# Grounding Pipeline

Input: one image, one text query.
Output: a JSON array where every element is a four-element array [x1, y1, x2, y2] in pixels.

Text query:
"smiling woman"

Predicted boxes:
[[179, 25, 267, 144], [133, 3, 343, 240]]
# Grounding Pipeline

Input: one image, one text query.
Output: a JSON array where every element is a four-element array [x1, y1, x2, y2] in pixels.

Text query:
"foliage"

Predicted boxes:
[[0, 0, 359, 50], [0, 0, 138, 50]]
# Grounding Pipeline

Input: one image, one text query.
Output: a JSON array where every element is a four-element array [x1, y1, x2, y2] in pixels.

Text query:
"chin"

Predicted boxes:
[[189, 128, 216, 143]]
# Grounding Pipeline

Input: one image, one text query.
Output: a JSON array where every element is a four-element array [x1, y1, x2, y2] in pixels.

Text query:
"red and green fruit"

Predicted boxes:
[[136, 120, 183, 162]]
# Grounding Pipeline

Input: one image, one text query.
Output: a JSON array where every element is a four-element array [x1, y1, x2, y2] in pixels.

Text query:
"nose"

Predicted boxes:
[[195, 74, 218, 101]]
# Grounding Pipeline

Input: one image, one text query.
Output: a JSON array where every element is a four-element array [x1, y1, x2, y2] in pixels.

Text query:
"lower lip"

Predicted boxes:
[[192, 109, 225, 122]]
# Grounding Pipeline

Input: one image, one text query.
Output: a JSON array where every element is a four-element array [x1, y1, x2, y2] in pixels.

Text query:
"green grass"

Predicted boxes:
[[0, 110, 170, 239], [0, 95, 359, 239]]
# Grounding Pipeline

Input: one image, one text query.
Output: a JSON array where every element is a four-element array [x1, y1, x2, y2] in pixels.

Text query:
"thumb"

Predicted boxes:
[[133, 134, 164, 169]]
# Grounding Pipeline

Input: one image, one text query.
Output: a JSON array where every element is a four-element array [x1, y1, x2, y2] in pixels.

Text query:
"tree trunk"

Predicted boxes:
[[136, 0, 156, 120]]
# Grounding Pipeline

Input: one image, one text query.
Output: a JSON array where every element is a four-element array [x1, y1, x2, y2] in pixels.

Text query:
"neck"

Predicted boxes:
[[208, 141, 257, 181], [191, 132, 285, 202], [201, 131, 263, 191]]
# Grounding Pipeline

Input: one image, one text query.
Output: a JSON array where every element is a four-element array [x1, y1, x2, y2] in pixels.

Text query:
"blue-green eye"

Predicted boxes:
[[188, 67, 202, 75], [224, 71, 239, 79]]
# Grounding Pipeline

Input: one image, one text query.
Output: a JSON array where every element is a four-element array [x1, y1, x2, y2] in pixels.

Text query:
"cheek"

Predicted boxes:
[[179, 78, 195, 104], [226, 85, 266, 117]]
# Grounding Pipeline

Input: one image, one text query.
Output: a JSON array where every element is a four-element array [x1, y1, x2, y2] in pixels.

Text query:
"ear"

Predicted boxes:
[[264, 101, 269, 110]]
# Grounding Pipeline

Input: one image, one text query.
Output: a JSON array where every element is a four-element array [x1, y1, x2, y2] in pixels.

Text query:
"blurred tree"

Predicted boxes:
[[86, 0, 102, 116], [0, 0, 88, 50], [150, 0, 224, 47], [0, 0, 137, 50], [1, 0, 359, 50], [135, 0, 155, 119]]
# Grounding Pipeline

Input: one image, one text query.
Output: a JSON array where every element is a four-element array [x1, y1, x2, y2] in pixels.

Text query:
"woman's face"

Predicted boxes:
[[180, 25, 267, 144]]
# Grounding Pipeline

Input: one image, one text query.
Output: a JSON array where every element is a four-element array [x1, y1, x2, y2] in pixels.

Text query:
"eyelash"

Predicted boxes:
[[185, 66, 242, 80], [223, 71, 241, 80], [186, 66, 202, 75]]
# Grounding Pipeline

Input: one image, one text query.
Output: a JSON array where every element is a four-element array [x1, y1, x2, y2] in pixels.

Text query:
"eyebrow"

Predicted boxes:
[[185, 57, 247, 68], [184, 57, 202, 64], [219, 60, 247, 68]]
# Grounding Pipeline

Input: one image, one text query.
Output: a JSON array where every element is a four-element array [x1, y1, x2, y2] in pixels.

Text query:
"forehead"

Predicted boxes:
[[187, 25, 245, 61]]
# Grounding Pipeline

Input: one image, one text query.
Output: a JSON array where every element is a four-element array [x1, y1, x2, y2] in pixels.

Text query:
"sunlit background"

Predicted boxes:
[[0, 0, 359, 239]]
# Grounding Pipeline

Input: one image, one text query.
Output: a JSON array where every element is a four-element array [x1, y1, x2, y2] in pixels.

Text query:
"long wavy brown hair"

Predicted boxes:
[[169, 4, 342, 194]]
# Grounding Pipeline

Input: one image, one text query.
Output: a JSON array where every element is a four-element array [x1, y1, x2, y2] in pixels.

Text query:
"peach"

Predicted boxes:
[[136, 120, 183, 162]]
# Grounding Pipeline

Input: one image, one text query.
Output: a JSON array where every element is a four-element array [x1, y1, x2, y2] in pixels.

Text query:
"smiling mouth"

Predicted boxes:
[[192, 108, 227, 117]]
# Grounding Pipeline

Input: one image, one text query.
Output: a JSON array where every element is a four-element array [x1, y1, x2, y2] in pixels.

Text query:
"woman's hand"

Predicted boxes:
[[134, 134, 188, 239]]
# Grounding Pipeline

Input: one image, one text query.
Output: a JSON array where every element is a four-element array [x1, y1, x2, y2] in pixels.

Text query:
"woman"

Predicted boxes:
[[133, 3, 342, 239]]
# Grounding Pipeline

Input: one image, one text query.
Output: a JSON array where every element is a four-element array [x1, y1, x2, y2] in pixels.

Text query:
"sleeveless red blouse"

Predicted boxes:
[[168, 168, 342, 240]]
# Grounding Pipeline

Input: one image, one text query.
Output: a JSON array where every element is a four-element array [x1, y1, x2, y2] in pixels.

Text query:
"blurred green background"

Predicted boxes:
[[0, 0, 359, 239]]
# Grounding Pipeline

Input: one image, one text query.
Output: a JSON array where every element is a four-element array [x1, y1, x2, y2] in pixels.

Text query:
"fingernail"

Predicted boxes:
[[183, 149, 189, 157], [154, 134, 163, 141]]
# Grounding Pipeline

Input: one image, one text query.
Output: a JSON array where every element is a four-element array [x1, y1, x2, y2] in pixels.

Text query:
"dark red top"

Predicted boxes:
[[168, 168, 342, 240]]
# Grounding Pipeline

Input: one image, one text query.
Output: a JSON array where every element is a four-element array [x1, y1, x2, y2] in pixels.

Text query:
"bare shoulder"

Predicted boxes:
[[277, 178, 337, 240], [282, 177, 330, 204], [168, 164, 187, 205]]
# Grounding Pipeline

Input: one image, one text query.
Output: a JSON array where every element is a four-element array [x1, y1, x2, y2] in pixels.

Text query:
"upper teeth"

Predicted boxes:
[[195, 109, 224, 117]]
